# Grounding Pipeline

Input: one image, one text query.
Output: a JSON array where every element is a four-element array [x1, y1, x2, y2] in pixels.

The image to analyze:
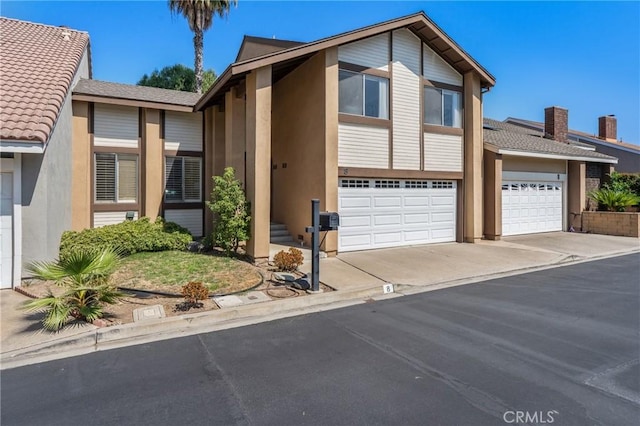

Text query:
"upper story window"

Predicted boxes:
[[424, 86, 462, 128], [165, 156, 202, 203], [94, 153, 138, 203], [339, 69, 389, 119]]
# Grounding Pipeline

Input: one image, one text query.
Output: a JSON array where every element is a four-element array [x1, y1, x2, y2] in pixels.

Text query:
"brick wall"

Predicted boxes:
[[585, 162, 602, 211], [582, 211, 640, 237], [544, 106, 568, 143]]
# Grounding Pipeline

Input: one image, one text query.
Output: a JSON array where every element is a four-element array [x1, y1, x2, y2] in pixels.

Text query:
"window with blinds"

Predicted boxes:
[[95, 153, 138, 203], [165, 156, 202, 202]]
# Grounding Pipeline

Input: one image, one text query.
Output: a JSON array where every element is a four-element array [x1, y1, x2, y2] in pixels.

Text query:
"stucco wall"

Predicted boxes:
[[272, 51, 335, 250], [503, 156, 566, 174], [20, 48, 90, 275]]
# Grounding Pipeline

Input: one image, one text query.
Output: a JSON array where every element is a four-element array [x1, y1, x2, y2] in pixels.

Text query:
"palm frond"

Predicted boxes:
[[22, 292, 74, 331]]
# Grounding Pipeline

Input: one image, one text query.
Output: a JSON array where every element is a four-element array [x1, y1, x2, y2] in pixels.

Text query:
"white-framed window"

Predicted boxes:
[[424, 86, 462, 128], [94, 153, 138, 203], [339, 69, 389, 119], [165, 156, 202, 202]]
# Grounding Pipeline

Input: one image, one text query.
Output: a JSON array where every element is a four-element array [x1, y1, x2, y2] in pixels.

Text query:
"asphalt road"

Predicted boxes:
[[2, 254, 639, 426]]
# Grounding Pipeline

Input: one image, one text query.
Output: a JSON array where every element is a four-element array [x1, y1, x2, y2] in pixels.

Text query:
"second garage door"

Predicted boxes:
[[502, 181, 563, 236], [338, 179, 457, 252]]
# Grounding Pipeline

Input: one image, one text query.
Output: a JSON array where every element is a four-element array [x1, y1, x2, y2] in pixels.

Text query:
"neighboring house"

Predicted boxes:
[[482, 112, 617, 238], [505, 112, 640, 173], [0, 18, 91, 288], [70, 80, 204, 236], [0, 12, 623, 288]]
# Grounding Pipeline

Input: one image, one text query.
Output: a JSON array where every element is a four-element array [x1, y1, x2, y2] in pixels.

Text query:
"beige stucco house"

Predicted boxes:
[[1, 12, 620, 287]]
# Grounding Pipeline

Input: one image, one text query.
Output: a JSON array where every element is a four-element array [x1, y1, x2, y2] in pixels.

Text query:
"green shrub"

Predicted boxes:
[[588, 188, 640, 212], [60, 217, 192, 260], [207, 167, 251, 256], [605, 171, 640, 198], [273, 248, 304, 272]]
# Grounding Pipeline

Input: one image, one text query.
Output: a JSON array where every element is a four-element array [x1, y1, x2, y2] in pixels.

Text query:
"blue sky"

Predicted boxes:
[[2, 1, 639, 143]]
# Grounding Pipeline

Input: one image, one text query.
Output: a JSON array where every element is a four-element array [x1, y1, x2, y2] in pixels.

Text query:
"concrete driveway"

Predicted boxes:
[[316, 232, 639, 290]]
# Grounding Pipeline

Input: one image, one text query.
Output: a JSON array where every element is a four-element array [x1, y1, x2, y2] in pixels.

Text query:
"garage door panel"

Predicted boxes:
[[374, 196, 402, 208], [431, 195, 455, 206], [340, 197, 371, 209], [432, 212, 454, 223], [502, 179, 563, 236], [404, 196, 429, 207], [404, 213, 429, 224], [404, 230, 429, 242], [338, 179, 456, 252], [340, 234, 372, 249], [432, 227, 455, 240], [341, 215, 371, 227], [374, 232, 402, 244], [374, 214, 402, 226]]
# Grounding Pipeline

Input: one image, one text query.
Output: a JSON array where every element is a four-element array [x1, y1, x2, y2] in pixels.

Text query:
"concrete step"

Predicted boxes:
[[270, 229, 291, 238], [270, 223, 287, 232], [270, 235, 295, 243]]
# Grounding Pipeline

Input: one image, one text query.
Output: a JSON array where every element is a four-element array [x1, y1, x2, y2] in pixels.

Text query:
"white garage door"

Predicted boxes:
[[502, 181, 563, 236], [338, 179, 457, 252], [1, 172, 13, 288]]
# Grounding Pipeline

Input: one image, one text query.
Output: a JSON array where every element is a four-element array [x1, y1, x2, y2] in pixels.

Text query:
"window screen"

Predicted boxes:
[[95, 153, 116, 202], [165, 156, 202, 202]]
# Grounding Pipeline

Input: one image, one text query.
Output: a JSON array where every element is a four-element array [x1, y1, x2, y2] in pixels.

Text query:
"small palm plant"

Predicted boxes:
[[23, 248, 126, 331], [588, 188, 640, 212]]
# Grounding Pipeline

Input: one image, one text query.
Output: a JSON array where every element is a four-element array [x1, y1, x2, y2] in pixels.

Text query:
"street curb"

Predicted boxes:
[[1, 285, 383, 370], [2, 248, 637, 370]]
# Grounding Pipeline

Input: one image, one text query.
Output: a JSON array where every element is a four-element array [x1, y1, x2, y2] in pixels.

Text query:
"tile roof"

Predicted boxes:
[[0, 17, 89, 144], [483, 118, 617, 162], [235, 36, 304, 62], [73, 79, 201, 107]]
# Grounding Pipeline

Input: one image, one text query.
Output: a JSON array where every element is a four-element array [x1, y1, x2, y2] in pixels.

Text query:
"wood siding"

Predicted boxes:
[[423, 43, 463, 86], [424, 132, 463, 172], [338, 34, 389, 71], [93, 211, 138, 227], [338, 123, 389, 169], [164, 111, 203, 152], [93, 104, 139, 148], [164, 208, 203, 237], [392, 29, 421, 170]]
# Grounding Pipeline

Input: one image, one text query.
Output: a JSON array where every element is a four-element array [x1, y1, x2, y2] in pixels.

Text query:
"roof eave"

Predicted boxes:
[[195, 66, 234, 111], [1, 139, 46, 153], [72, 93, 196, 112], [496, 148, 618, 164], [230, 11, 495, 87]]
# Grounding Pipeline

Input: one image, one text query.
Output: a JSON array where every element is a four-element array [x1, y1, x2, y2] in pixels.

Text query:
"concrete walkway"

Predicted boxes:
[[1, 232, 637, 369]]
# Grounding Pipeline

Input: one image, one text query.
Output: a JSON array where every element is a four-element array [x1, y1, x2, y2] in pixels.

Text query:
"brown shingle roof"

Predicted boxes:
[[505, 117, 640, 152], [483, 118, 617, 163], [73, 79, 201, 107], [0, 18, 89, 144], [235, 36, 304, 62]]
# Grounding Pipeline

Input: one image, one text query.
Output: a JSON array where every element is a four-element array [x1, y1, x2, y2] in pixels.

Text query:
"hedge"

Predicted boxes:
[[59, 217, 192, 260]]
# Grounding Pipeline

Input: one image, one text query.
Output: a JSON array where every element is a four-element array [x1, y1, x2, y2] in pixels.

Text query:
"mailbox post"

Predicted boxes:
[[305, 199, 339, 293]]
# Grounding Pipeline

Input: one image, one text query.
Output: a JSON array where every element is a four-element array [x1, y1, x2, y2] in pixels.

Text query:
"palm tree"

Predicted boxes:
[[168, 0, 236, 94], [23, 248, 126, 331]]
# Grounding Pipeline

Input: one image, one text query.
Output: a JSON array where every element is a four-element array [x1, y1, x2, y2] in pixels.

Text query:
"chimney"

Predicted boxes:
[[544, 106, 569, 143], [598, 115, 617, 142]]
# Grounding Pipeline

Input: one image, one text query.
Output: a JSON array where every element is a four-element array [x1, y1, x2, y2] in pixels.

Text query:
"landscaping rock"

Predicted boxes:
[[273, 272, 296, 282], [292, 277, 311, 291], [187, 242, 205, 252]]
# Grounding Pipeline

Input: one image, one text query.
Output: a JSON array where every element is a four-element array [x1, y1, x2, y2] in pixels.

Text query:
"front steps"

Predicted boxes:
[[270, 222, 295, 243]]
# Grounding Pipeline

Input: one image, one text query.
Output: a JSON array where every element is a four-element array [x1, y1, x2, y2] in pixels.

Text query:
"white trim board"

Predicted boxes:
[[502, 171, 566, 182], [497, 149, 617, 164]]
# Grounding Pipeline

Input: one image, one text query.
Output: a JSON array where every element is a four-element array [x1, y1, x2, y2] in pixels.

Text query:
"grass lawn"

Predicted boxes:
[[112, 250, 262, 295]]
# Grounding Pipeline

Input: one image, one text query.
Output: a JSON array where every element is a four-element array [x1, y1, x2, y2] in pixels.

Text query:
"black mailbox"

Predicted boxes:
[[319, 212, 339, 231]]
